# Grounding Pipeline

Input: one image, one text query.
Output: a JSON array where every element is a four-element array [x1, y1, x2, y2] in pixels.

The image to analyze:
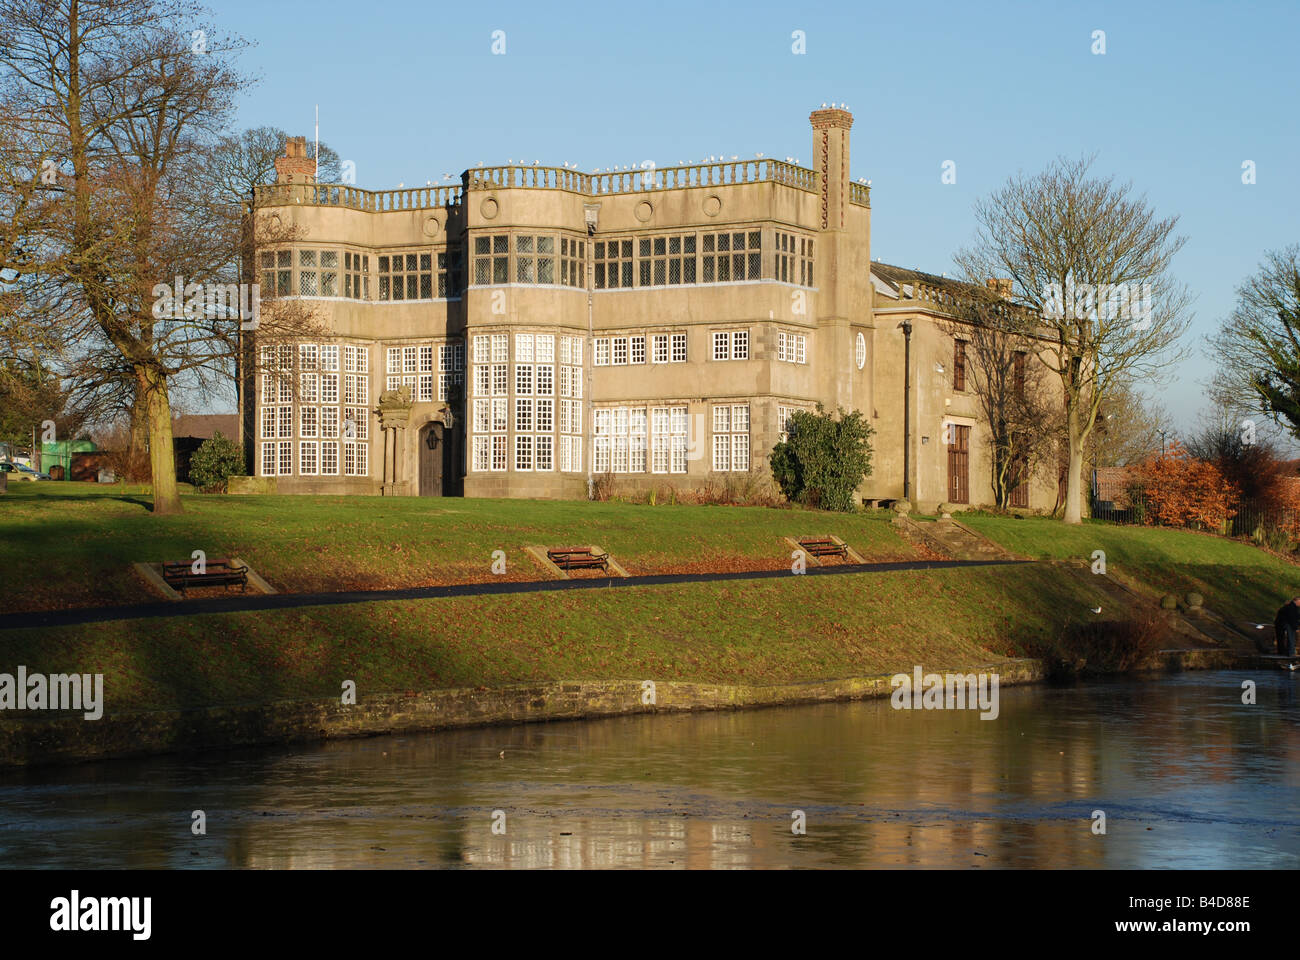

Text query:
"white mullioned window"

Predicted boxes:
[[593, 408, 612, 473], [594, 337, 610, 366], [612, 407, 629, 472], [515, 333, 534, 362], [712, 403, 750, 472], [515, 433, 533, 471], [732, 330, 749, 360], [630, 335, 646, 364], [670, 407, 688, 474], [630, 407, 647, 472], [671, 333, 687, 362], [778, 405, 799, 441], [612, 337, 628, 366], [652, 334, 669, 364], [299, 441, 318, 475], [321, 407, 339, 439], [778, 332, 808, 364], [536, 335, 554, 363], [491, 334, 508, 362], [593, 407, 648, 473], [651, 407, 670, 473], [713, 332, 730, 361], [320, 441, 339, 475]]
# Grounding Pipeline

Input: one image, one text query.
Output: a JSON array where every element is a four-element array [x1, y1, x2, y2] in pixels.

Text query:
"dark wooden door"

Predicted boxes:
[[419, 421, 446, 496], [947, 424, 970, 504]]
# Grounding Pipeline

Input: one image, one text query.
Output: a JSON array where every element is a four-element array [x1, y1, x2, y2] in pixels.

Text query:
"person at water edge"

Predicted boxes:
[[1272, 597, 1300, 656]]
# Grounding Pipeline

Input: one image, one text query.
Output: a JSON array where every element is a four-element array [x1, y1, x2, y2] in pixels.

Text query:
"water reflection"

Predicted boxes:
[[0, 671, 1296, 868]]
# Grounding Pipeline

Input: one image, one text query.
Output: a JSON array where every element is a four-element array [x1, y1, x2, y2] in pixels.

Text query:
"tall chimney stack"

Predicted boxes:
[[810, 106, 853, 232], [274, 136, 317, 185]]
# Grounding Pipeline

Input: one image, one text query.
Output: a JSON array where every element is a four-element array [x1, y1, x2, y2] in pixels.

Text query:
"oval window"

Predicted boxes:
[[855, 332, 866, 370]]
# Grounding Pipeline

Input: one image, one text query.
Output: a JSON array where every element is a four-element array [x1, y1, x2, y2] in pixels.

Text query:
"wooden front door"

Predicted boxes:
[[418, 421, 449, 496], [947, 424, 970, 504]]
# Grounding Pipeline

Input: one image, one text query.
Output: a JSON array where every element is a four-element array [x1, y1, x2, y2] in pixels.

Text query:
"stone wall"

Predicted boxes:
[[0, 660, 1048, 767]]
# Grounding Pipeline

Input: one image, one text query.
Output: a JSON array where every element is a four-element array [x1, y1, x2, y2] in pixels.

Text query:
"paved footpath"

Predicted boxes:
[[2, 559, 1028, 631]]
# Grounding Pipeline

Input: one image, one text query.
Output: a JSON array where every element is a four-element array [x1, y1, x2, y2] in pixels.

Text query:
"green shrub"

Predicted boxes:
[[188, 431, 245, 492], [769, 406, 874, 512]]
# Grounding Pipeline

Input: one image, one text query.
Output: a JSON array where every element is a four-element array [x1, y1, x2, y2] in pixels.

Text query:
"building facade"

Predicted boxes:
[[246, 108, 1063, 510]]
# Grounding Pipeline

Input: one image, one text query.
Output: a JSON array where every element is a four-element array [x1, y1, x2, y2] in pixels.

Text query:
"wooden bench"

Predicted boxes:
[[798, 537, 848, 560], [161, 558, 249, 595], [547, 547, 610, 572]]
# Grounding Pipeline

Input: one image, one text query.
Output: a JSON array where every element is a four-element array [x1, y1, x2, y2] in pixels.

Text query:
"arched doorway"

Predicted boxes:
[[418, 420, 454, 496]]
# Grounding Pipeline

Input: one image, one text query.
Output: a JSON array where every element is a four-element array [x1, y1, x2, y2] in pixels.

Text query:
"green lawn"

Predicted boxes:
[[0, 488, 1286, 715], [0, 563, 1098, 712], [962, 514, 1300, 622], [0, 485, 919, 612]]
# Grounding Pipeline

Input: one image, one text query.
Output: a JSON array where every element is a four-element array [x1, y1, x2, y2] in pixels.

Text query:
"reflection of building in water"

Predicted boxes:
[[461, 818, 691, 869]]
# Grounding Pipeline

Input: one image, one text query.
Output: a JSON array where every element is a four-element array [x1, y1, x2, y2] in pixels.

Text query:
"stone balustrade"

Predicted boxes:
[[252, 158, 820, 213]]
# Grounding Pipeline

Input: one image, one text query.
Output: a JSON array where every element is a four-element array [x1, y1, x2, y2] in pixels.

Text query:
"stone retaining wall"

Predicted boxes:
[[0, 651, 1270, 767], [0, 660, 1045, 767]]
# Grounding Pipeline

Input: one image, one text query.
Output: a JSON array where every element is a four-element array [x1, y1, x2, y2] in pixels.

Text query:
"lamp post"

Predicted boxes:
[[900, 320, 913, 503]]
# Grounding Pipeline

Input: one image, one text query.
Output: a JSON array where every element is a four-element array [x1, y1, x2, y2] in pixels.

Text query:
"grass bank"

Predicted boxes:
[[0, 486, 921, 613], [0, 563, 1093, 713], [961, 514, 1300, 622]]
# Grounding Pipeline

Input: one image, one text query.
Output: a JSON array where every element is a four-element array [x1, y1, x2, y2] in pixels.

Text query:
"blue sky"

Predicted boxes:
[[217, 0, 1299, 434]]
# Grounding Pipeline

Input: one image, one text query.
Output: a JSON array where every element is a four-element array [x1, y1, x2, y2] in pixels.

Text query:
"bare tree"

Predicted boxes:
[[1085, 379, 1169, 468], [0, 1, 321, 512], [1205, 245, 1300, 443], [941, 286, 1057, 508], [955, 155, 1191, 523]]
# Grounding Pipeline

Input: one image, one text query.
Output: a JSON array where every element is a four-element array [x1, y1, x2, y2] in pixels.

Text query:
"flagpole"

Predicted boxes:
[[314, 105, 319, 181]]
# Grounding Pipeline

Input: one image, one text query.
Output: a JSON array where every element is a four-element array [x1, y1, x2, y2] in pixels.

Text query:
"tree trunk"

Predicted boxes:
[[1064, 404, 1084, 524], [137, 365, 182, 515]]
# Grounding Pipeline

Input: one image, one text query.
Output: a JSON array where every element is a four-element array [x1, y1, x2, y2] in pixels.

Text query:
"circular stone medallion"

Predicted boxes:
[[702, 195, 722, 217], [634, 200, 653, 223], [480, 197, 499, 220]]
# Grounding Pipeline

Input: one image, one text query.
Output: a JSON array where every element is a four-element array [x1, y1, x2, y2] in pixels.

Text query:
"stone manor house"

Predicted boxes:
[[244, 107, 1063, 509]]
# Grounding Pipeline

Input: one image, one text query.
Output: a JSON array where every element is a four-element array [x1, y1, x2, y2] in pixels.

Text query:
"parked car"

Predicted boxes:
[[0, 462, 49, 481]]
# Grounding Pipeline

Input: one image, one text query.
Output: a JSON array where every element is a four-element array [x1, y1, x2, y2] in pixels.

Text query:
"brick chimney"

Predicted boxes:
[[274, 136, 316, 185], [810, 105, 853, 232], [985, 277, 1014, 298]]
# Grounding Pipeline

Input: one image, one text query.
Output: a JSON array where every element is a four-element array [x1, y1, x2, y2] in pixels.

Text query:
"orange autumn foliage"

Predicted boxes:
[[1129, 441, 1240, 529]]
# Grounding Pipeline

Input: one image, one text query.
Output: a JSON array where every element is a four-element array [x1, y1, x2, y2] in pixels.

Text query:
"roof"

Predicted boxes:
[[172, 414, 239, 440], [870, 261, 975, 299]]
